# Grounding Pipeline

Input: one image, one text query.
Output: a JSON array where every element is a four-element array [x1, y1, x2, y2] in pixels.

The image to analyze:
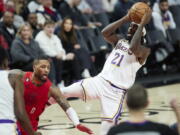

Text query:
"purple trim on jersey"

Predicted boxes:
[[114, 91, 127, 124], [100, 76, 127, 92], [80, 80, 87, 102], [125, 120, 148, 125], [110, 83, 126, 92], [0, 119, 14, 123], [73, 79, 83, 83], [0, 119, 21, 135], [101, 91, 126, 122]]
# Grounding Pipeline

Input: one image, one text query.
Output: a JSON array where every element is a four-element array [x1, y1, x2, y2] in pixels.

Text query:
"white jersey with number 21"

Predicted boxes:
[[99, 39, 143, 89]]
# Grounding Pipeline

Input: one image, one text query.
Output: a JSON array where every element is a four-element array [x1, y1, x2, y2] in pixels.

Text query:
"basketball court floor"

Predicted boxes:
[[38, 83, 180, 135]]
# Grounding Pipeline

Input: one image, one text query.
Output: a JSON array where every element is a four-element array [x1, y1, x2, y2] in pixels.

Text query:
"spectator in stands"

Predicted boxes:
[[5, 0, 15, 13], [35, 20, 81, 85], [0, 30, 9, 52], [10, 23, 45, 71], [58, 0, 101, 28], [152, 0, 176, 37], [102, 0, 117, 14], [86, 0, 104, 14], [59, 17, 93, 78], [168, 0, 180, 6], [0, 11, 16, 50], [5, 0, 25, 28], [36, 0, 62, 25], [0, 0, 5, 18], [112, 0, 134, 34], [13, 0, 30, 21], [85, 0, 109, 28], [77, 0, 93, 15], [28, 0, 42, 13], [58, 0, 89, 27], [113, 0, 134, 21], [102, 0, 118, 22], [107, 84, 180, 135], [27, 13, 41, 37]]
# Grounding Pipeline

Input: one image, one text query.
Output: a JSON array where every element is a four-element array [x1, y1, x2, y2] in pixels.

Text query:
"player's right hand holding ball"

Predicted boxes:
[[140, 9, 152, 26]]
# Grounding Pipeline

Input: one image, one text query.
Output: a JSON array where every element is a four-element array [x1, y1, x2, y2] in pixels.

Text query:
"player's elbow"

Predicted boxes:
[[101, 28, 109, 38], [147, 48, 151, 55]]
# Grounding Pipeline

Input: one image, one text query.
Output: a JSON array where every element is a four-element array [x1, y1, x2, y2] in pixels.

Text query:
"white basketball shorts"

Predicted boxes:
[[81, 76, 127, 121], [0, 119, 20, 135]]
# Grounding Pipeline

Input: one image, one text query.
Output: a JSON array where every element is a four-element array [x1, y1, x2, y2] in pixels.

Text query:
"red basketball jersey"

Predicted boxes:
[[18, 72, 52, 135]]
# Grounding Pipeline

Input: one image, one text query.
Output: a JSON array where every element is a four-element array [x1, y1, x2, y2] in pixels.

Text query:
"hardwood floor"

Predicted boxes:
[[38, 83, 180, 135]]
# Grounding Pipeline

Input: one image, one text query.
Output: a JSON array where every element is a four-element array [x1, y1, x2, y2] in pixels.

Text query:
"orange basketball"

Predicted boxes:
[[129, 2, 150, 24]]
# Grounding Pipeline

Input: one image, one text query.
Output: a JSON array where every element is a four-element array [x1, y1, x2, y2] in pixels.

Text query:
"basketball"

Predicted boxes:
[[129, 2, 150, 24]]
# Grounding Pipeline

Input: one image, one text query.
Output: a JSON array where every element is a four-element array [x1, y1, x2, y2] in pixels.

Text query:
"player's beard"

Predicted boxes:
[[161, 9, 167, 15], [40, 75, 48, 82], [34, 73, 47, 83]]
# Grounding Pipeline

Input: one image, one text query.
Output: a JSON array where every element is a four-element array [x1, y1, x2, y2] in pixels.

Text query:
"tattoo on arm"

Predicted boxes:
[[9, 70, 35, 135], [50, 84, 70, 111], [8, 70, 24, 89]]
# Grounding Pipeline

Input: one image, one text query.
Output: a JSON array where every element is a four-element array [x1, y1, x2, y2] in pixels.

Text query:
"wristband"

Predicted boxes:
[[66, 107, 80, 126]]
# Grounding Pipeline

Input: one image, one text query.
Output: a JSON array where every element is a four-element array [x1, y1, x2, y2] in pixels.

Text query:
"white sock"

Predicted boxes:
[[100, 120, 115, 135]]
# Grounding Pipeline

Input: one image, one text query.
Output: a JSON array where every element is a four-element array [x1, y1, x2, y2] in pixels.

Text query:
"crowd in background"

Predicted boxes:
[[0, 0, 180, 86]]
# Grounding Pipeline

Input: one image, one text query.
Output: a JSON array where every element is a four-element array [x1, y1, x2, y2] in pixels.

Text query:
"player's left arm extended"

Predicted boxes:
[[49, 84, 70, 111], [49, 85, 93, 134]]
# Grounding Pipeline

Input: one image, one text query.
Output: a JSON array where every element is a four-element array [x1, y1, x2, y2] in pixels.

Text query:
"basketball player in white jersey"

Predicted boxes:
[[61, 10, 152, 135], [0, 46, 40, 135]]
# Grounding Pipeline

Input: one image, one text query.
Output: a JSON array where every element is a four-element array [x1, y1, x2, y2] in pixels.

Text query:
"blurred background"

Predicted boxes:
[[0, 0, 180, 88]]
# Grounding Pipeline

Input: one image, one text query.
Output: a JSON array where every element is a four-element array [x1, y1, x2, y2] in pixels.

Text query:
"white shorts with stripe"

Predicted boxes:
[[81, 76, 127, 121], [0, 123, 18, 135]]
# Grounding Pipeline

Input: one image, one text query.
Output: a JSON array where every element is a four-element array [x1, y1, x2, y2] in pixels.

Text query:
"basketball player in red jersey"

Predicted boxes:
[[0, 46, 40, 135], [17, 56, 93, 135]]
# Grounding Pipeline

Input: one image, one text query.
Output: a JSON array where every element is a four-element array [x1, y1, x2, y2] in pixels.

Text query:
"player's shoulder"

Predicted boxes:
[[9, 69, 24, 74], [8, 69, 25, 78], [8, 70, 25, 87]]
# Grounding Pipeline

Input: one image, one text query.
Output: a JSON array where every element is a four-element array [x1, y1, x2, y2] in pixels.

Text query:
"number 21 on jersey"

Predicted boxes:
[[111, 52, 124, 67]]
